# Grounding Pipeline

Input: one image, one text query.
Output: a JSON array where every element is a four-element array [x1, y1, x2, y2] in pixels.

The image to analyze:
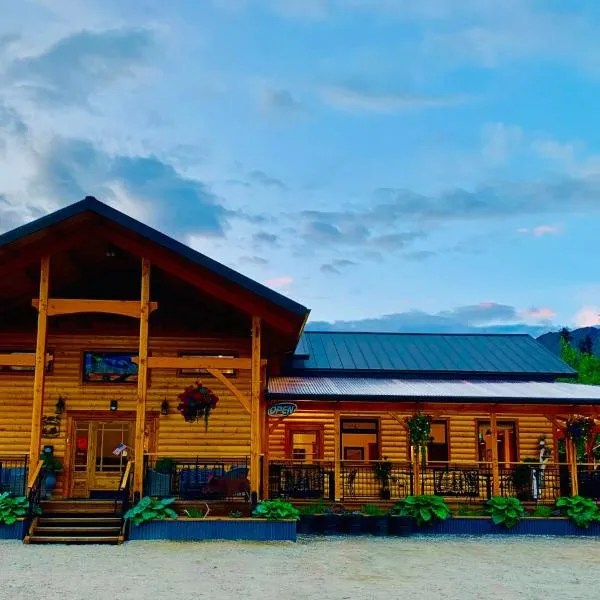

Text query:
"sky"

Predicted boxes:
[[0, 0, 599, 335]]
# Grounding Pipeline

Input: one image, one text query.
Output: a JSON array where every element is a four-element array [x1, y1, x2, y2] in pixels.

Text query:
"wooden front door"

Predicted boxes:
[[70, 419, 134, 498]]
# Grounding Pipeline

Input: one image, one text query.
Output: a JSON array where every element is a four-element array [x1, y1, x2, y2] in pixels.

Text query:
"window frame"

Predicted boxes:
[[427, 419, 450, 464], [284, 423, 324, 461], [177, 351, 239, 378], [81, 350, 139, 385], [340, 417, 381, 462], [476, 419, 520, 465]]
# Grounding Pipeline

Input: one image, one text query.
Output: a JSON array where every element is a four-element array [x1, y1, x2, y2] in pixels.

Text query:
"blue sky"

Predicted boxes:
[[1, 0, 599, 334]]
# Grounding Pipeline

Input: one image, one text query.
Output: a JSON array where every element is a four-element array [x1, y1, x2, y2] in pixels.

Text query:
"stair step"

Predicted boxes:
[[35, 527, 121, 534], [29, 536, 120, 544], [39, 517, 122, 525]]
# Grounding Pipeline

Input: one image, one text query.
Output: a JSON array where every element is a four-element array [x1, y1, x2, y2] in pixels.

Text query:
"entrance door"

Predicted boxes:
[[70, 420, 133, 498]]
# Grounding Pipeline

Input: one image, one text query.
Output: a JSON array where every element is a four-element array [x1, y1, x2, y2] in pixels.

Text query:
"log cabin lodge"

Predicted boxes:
[[2, 196, 600, 520]]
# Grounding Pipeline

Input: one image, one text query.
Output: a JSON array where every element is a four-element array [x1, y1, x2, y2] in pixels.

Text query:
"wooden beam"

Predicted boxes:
[[250, 316, 261, 498], [490, 410, 500, 497], [206, 368, 251, 414], [133, 258, 151, 495], [28, 256, 50, 487], [136, 356, 267, 370], [544, 414, 567, 432], [268, 417, 285, 434], [0, 353, 52, 367], [387, 412, 409, 431], [32, 298, 158, 318], [334, 410, 341, 501]]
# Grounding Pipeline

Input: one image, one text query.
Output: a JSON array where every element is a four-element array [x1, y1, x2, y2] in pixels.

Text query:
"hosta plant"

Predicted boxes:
[[124, 496, 177, 526], [252, 499, 300, 521], [392, 495, 451, 527], [556, 496, 600, 528], [486, 496, 526, 528], [361, 504, 386, 517], [0, 493, 34, 525]]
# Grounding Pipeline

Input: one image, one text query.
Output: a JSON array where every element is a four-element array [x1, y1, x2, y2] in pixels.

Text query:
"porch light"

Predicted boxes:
[[55, 396, 66, 415], [110, 400, 118, 412], [160, 399, 169, 416]]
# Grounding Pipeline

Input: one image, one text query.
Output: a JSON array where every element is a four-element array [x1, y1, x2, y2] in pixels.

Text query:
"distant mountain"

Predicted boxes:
[[537, 327, 600, 356]]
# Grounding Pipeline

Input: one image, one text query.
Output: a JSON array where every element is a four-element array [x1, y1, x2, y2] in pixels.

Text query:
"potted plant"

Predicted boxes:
[[177, 381, 219, 431], [322, 503, 344, 535], [389, 503, 413, 536], [342, 508, 364, 535], [298, 501, 325, 534], [392, 495, 451, 528], [373, 459, 393, 500], [41, 454, 62, 499], [252, 499, 300, 521], [361, 504, 389, 536]]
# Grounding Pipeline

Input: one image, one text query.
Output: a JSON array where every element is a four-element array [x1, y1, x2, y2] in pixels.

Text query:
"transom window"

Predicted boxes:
[[178, 352, 238, 377]]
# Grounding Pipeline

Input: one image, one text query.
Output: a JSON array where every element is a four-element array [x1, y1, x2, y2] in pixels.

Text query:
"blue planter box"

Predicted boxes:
[[129, 518, 296, 542], [416, 517, 600, 536], [0, 520, 26, 540]]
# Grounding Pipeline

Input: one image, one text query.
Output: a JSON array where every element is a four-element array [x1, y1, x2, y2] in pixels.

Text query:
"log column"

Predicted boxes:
[[490, 411, 500, 497], [566, 436, 579, 496], [334, 410, 341, 501], [133, 258, 151, 496], [250, 316, 262, 500], [28, 256, 50, 485]]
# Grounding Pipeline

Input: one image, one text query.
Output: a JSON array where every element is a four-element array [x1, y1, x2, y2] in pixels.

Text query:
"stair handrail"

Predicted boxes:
[[117, 460, 134, 542], [24, 460, 45, 541], [120, 460, 133, 492]]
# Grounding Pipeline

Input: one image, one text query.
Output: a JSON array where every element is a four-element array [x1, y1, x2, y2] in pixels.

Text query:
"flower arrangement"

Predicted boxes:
[[405, 412, 432, 468], [566, 415, 595, 459], [177, 381, 219, 430]]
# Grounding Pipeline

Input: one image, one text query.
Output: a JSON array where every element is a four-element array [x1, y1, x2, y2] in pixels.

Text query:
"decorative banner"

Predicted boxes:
[[41, 416, 60, 438], [267, 402, 297, 418], [112, 442, 128, 456]]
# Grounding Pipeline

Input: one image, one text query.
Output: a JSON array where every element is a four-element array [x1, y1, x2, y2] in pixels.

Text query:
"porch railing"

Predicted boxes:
[[269, 461, 335, 501], [0, 455, 28, 497], [340, 461, 413, 500], [144, 456, 250, 502]]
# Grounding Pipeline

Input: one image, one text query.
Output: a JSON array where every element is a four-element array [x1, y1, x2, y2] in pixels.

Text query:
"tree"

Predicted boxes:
[[560, 327, 573, 344], [579, 334, 594, 355], [560, 338, 600, 385]]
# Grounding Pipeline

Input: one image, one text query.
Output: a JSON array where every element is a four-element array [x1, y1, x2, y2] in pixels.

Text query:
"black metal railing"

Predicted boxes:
[[420, 464, 492, 499], [144, 456, 250, 502], [340, 461, 413, 500], [269, 461, 335, 500], [578, 465, 600, 500], [498, 463, 565, 502], [0, 455, 28, 497]]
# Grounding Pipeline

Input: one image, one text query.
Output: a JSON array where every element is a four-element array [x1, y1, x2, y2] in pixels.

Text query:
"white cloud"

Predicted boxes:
[[481, 122, 523, 166], [517, 224, 562, 238], [574, 307, 600, 328], [265, 276, 294, 289]]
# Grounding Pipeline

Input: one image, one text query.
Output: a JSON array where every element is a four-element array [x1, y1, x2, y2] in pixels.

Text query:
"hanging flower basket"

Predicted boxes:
[[177, 381, 219, 431], [405, 412, 432, 468], [566, 416, 595, 445]]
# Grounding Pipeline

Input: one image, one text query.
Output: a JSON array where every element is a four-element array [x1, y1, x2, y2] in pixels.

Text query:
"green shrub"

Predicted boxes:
[[229, 510, 243, 518], [0, 493, 32, 525], [299, 500, 326, 515], [361, 504, 385, 516], [183, 507, 206, 518], [531, 505, 554, 518], [125, 496, 177, 526], [486, 496, 526, 528], [253, 499, 300, 521], [556, 496, 600, 528], [392, 495, 451, 527], [456, 503, 485, 516]]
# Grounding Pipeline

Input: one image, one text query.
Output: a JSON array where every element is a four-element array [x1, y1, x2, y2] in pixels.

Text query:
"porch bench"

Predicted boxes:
[[0, 466, 28, 497]]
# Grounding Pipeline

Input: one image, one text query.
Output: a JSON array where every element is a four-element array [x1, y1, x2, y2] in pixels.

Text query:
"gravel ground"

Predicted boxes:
[[1, 536, 599, 600]]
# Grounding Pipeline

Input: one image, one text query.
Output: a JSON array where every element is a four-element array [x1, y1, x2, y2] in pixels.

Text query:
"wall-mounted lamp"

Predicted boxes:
[[110, 400, 118, 412], [55, 396, 66, 415], [160, 399, 169, 416]]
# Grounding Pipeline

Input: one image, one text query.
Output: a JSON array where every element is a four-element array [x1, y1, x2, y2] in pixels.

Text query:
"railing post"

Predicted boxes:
[[413, 449, 421, 496], [490, 411, 500, 497], [334, 411, 341, 501], [566, 438, 579, 496]]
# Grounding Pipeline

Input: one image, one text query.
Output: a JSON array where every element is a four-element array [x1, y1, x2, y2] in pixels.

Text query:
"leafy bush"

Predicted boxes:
[[229, 510, 243, 518], [531, 505, 554, 518], [0, 493, 32, 525], [253, 499, 300, 521], [125, 496, 177, 526], [299, 500, 326, 515], [486, 496, 526, 528], [556, 496, 600, 528], [392, 495, 451, 527], [361, 504, 385, 516], [183, 507, 206, 518], [456, 503, 485, 516]]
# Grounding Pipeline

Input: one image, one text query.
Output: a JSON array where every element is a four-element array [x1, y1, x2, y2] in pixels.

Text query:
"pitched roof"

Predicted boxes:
[[0, 196, 310, 326], [289, 331, 575, 378], [268, 377, 600, 404]]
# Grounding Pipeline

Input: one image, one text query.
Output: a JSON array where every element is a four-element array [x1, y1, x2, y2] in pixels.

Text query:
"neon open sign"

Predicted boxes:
[[267, 403, 297, 417]]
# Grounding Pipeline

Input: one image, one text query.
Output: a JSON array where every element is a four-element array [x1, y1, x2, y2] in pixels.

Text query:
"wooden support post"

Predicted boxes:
[[133, 258, 151, 496], [28, 256, 50, 486], [334, 410, 341, 501], [250, 316, 262, 500], [261, 366, 269, 499], [413, 448, 421, 496], [490, 411, 500, 497], [567, 437, 579, 496]]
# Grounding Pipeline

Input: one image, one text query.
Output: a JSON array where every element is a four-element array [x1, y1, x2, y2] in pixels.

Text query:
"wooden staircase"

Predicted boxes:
[[25, 500, 125, 545]]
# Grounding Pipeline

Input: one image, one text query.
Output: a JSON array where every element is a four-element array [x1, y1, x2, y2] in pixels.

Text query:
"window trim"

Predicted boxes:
[[284, 423, 324, 461], [177, 351, 239, 378], [476, 419, 520, 465], [428, 419, 450, 464], [340, 417, 381, 461]]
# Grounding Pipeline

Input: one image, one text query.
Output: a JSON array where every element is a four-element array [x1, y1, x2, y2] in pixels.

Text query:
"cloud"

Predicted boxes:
[[520, 307, 556, 322], [517, 224, 562, 238], [5, 29, 155, 107], [239, 255, 269, 266], [320, 85, 468, 113], [481, 122, 523, 166], [307, 301, 557, 335], [265, 275, 293, 289], [253, 231, 279, 245], [320, 258, 357, 274], [261, 89, 305, 115], [247, 169, 287, 190], [574, 307, 600, 328], [403, 250, 437, 261]]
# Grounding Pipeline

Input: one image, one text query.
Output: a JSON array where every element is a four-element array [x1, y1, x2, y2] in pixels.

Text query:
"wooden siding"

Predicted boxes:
[[0, 332, 253, 497], [268, 410, 555, 463]]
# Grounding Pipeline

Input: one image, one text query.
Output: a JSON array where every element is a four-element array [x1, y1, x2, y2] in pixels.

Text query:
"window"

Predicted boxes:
[[478, 421, 518, 465], [0, 350, 54, 374], [428, 420, 449, 463], [82, 351, 138, 384], [178, 352, 237, 377], [285, 425, 323, 462], [341, 419, 379, 461]]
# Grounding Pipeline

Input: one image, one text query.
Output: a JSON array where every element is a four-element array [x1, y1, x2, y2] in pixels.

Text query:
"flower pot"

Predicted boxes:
[[371, 515, 389, 536], [43, 472, 57, 499], [343, 513, 363, 535], [323, 513, 342, 535], [300, 514, 323, 534], [297, 515, 314, 534], [389, 515, 412, 536]]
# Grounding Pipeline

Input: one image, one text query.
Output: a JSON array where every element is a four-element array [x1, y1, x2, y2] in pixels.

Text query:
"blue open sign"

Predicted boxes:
[[267, 403, 297, 417]]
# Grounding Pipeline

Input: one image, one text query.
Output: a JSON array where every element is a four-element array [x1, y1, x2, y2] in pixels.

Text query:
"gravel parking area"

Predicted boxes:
[[1, 536, 599, 600]]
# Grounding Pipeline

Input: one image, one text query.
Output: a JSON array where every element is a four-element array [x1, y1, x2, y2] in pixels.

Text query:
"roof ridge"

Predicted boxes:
[[302, 331, 533, 337]]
